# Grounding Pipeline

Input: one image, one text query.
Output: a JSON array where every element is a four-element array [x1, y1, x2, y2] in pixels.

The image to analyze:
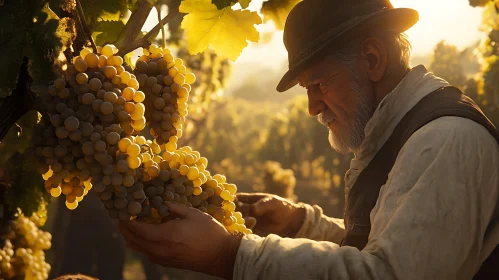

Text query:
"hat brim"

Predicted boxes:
[[276, 8, 419, 92]]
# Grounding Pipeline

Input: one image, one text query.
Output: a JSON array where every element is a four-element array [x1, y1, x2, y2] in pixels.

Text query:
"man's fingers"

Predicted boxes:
[[251, 197, 278, 216], [119, 222, 166, 255], [236, 202, 251, 217], [243, 216, 257, 229], [119, 220, 164, 241], [235, 193, 270, 204], [165, 201, 198, 219]]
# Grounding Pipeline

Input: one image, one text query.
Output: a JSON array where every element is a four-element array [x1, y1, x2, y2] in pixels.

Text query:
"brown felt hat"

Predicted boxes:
[[276, 0, 419, 92]]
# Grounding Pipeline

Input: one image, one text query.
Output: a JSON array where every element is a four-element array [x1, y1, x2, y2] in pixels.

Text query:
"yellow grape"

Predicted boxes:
[[193, 187, 202, 195], [74, 57, 88, 72], [76, 73, 88, 84], [185, 73, 196, 84], [120, 71, 132, 84], [80, 47, 92, 59], [127, 156, 141, 169], [113, 56, 124, 66], [104, 66, 117, 78], [187, 167, 199, 180], [102, 45, 114, 57], [131, 117, 146, 131], [50, 187, 62, 197], [85, 53, 99, 68], [66, 200, 78, 210], [131, 103, 145, 120], [124, 102, 135, 113], [177, 65, 187, 74], [177, 87, 189, 98], [179, 165, 189, 175], [98, 55, 107, 67], [128, 78, 139, 90], [127, 143, 141, 157], [133, 91, 145, 103], [118, 138, 132, 153]]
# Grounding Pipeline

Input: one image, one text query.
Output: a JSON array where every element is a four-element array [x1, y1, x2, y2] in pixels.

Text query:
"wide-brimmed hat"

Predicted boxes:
[[276, 0, 419, 92]]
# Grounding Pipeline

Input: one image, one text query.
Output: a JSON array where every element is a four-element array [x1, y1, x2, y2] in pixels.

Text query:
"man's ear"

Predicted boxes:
[[360, 37, 388, 83]]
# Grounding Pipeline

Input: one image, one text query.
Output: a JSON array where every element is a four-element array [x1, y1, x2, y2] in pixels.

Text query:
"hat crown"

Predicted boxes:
[[284, 0, 394, 67]]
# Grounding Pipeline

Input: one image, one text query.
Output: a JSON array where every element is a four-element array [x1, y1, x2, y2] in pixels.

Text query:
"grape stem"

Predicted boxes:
[[156, 4, 167, 49], [117, 3, 182, 56], [74, 0, 97, 53], [114, 0, 155, 52]]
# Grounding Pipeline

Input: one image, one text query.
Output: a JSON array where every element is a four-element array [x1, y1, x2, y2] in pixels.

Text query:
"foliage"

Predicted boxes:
[[179, 0, 262, 61], [260, 0, 301, 30], [466, 1, 499, 127], [429, 41, 466, 89], [260, 161, 296, 201]]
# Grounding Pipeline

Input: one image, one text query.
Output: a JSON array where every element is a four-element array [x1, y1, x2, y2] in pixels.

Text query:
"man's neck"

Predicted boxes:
[[373, 67, 411, 107]]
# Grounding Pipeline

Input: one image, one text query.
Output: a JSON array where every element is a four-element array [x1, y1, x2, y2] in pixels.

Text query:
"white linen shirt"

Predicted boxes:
[[233, 65, 499, 280]]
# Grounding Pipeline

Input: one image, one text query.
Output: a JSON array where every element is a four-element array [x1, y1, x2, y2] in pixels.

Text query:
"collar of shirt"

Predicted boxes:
[[344, 65, 449, 192]]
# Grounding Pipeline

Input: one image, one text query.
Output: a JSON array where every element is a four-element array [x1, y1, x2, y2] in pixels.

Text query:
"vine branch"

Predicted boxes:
[[156, 4, 167, 49], [143, 6, 181, 42], [117, 5, 182, 56], [74, 0, 97, 53], [114, 0, 155, 51]]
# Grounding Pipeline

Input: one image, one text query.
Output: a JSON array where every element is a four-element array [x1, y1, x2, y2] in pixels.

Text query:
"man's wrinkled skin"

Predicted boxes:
[[119, 201, 241, 279]]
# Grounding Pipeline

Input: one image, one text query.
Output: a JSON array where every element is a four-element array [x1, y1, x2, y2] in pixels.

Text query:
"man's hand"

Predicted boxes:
[[236, 193, 306, 238], [118, 202, 242, 280]]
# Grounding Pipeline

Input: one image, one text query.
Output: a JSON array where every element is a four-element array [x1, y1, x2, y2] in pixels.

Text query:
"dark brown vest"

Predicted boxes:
[[340, 86, 499, 279]]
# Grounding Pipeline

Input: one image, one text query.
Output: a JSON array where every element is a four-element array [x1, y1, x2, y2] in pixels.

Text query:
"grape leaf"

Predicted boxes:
[[0, 0, 33, 98], [93, 20, 126, 46], [179, 0, 262, 61], [239, 0, 251, 9], [80, 0, 140, 27], [469, 0, 491, 7], [260, 0, 301, 30], [212, 0, 235, 10], [28, 3, 76, 85]]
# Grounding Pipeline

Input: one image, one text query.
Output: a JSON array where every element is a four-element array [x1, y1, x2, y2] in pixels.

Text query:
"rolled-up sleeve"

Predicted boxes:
[[233, 117, 499, 280], [294, 203, 345, 244]]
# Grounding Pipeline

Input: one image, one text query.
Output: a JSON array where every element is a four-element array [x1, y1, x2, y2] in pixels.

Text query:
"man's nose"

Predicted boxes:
[[308, 93, 325, 117]]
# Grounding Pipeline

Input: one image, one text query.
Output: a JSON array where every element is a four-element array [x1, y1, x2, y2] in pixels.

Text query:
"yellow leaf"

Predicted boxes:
[[179, 0, 262, 61], [261, 0, 301, 30], [239, 0, 251, 9]]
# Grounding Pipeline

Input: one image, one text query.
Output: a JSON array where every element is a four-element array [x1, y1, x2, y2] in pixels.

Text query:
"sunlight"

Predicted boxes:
[[235, 0, 485, 70]]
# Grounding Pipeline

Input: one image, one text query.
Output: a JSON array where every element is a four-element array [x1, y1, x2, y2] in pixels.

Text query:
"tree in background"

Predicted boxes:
[[429, 41, 467, 89]]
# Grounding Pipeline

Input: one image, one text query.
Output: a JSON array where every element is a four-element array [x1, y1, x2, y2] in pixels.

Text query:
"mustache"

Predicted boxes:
[[317, 110, 336, 126]]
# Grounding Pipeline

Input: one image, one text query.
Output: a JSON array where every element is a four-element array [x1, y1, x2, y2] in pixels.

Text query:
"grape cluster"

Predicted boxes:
[[28, 44, 145, 209], [134, 45, 195, 146], [28, 44, 252, 235], [0, 213, 52, 280]]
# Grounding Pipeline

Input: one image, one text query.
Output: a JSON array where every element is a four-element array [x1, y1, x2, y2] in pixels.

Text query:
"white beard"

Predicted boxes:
[[319, 74, 373, 154]]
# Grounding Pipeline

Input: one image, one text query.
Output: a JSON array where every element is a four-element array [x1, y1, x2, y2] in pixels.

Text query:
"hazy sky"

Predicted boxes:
[[141, 0, 486, 90], [235, 0, 485, 70]]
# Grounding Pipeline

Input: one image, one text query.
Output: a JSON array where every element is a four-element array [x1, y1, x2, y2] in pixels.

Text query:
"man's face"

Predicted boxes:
[[297, 57, 375, 154]]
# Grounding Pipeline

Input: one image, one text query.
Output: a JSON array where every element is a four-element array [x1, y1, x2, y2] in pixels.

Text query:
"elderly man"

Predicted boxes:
[[119, 0, 499, 279]]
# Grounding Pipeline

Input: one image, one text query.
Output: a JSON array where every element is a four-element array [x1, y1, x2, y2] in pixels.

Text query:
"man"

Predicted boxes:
[[119, 0, 499, 279]]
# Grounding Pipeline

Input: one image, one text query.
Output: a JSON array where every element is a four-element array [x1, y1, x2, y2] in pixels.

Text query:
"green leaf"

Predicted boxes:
[[211, 0, 236, 10], [93, 20, 126, 46], [239, 0, 251, 9], [80, 0, 141, 27], [28, 3, 76, 85], [469, 0, 491, 7], [261, 0, 301, 30], [0, 0, 34, 98]]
